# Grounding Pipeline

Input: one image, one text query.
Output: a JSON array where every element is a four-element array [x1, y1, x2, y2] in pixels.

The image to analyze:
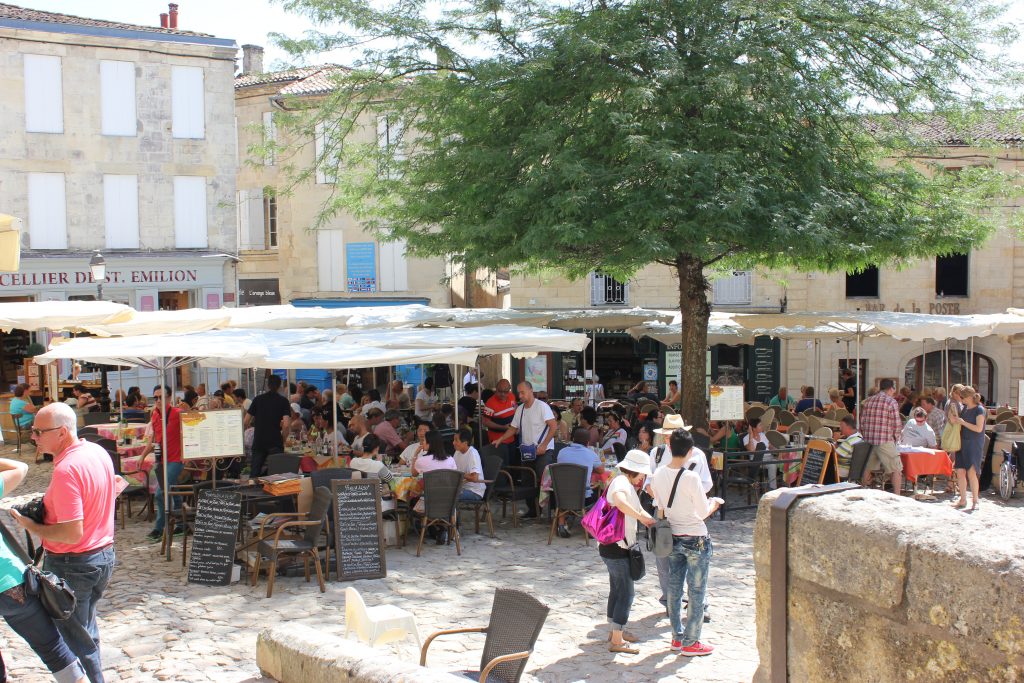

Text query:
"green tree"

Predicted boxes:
[[273, 0, 1019, 427]]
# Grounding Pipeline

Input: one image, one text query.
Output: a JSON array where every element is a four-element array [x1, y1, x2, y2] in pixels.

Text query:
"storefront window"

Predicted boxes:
[[903, 351, 993, 402]]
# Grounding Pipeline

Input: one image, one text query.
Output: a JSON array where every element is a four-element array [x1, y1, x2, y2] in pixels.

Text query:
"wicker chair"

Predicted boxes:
[[83, 412, 112, 426], [546, 464, 590, 545], [421, 587, 549, 683], [458, 452, 502, 537], [764, 430, 788, 449], [812, 427, 834, 439], [106, 447, 153, 529], [776, 411, 796, 427], [252, 486, 332, 598], [788, 421, 808, 438], [744, 406, 765, 421], [491, 445, 539, 528], [759, 409, 776, 431], [416, 469, 463, 557], [846, 441, 873, 483], [265, 453, 303, 476], [0, 413, 32, 455]]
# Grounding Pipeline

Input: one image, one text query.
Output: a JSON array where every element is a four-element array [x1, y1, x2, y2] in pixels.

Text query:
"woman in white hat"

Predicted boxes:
[[600, 449, 656, 654]]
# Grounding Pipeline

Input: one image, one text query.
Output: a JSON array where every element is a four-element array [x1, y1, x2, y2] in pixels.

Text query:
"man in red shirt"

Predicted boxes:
[[142, 385, 184, 541], [483, 379, 518, 444], [859, 378, 904, 494], [14, 401, 115, 682]]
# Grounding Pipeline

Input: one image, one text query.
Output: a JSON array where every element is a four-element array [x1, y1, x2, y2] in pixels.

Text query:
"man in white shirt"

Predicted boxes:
[[492, 381, 557, 518], [462, 368, 479, 389], [452, 427, 486, 502], [361, 389, 387, 417]]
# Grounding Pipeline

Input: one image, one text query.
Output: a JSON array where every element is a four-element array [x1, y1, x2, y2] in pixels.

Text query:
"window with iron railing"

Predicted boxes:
[[712, 271, 751, 306], [590, 272, 629, 306]]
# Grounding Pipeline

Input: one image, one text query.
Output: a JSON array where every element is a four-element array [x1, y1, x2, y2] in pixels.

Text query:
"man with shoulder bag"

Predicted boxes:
[[491, 382, 557, 519]]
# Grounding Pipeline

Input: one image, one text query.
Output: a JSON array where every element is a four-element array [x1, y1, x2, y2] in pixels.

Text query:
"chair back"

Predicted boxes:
[[480, 443, 508, 469], [805, 415, 822, 433], [83, 412, 111, 426], [776, 411, 796, 426], [480, 588, 550, 683], [95, 437, 117, 455], [548, 463, 588, 511], [80, 432, 104, 443], [266, 453, 303, 476], [789, 421, 808, 436], [344, 586, 372, 642], [833, 408, 850, 420], [759, 409, 776, 430], [812, 427, 833, 439], [106, 449, 123, 476], [311, 467, 354, 490], [744, 406, 765, 421], [765, 430, 788, 449], [304, 486, 334, 544], [611, 442, 626, 463], [78, 425, 98, 436], [480, 453, 503, 501], [847, 441, 873, 482], [422, 469, 462, 520]]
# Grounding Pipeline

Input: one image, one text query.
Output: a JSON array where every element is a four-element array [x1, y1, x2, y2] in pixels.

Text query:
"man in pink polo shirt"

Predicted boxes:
[[13, 402, 115, 683]]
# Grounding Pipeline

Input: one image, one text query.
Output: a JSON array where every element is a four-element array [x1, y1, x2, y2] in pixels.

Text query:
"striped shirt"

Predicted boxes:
[[860, 392, 901, 445]]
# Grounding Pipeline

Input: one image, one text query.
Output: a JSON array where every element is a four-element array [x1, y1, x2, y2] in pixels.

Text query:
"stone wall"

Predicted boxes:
[[753, 488, 1024, 682]]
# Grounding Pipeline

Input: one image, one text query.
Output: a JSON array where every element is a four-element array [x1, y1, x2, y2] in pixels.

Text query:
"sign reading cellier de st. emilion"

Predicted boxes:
[[0, 269, 200, 288]]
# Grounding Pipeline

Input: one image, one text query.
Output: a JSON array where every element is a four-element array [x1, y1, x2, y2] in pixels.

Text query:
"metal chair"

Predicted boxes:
[[420, 587, 549, 683], [252, 486, 332, 598], [0, 413, 31, 455], [458, 452, 502, 537], [106, 448, 153, 529], [846, 441, 873, 482], [491, 443, 539, 529], [416, 469, 463, 557], [546, 463, 590, 545]]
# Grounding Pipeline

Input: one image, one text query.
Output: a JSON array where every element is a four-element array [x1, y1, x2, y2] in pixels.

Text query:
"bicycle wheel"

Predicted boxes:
[[998, 461, 1014, 500]]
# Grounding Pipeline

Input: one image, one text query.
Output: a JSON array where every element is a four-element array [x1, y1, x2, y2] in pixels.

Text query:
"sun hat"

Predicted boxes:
[[618, 449, 653, 475], [290, 402, 302, 414], [654, 413, 692, 435]]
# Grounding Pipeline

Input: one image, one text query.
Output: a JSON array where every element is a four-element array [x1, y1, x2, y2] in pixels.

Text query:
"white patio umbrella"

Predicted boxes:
[[332, 325, 590, 357], [0, 300, 134, 332]]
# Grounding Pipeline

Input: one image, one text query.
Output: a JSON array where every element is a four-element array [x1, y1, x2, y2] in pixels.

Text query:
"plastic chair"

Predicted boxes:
[[421, 587, 549, 683], [812, 427, 833, 439], [776, 411, 796, 427], [345, 586, 421, 648], [547, 464, 590, 545], [764, 430, 788, 449], [416, 469, 463, 557]]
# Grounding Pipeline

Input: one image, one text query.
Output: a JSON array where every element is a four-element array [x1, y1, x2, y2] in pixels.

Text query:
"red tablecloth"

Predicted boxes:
[[899, 449, 952, 483], [95, 423, 147, 441]]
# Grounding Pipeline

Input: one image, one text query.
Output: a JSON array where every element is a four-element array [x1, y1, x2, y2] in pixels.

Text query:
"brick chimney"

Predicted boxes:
[[159, 12, 168, 28], [168, 3, 179, 29], [242, 45, 264, 75]]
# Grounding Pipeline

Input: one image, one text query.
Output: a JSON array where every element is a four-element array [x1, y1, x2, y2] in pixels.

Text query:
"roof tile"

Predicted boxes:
[[0, 2, 212, 37]]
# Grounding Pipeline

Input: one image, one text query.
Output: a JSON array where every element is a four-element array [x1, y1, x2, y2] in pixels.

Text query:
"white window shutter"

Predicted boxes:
[[247, 192, 265, 249], [173, 176, 208, 248], [23, 55, 63, 133], [104, 175, 139, 249], [317, 230, 344, 292], [236, 190, 248, 249], [263, 111, 275, 165], [377, 116, 389, 150], [315, 122, 327, 184], [378, 240, 408, 292], [171, 66, 205, 139], [391, 118, 407, 161], [27, 173, 67, 249], [100, 60, 136, 136]]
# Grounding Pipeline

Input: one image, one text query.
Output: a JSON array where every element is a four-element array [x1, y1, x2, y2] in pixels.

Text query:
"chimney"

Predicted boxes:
[[242, 45, 264, 75], [159, 12, 168, 28], [168, 3, 178, 29]]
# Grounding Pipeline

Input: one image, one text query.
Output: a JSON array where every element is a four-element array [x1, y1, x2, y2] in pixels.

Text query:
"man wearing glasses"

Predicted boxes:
[[12, 402, 116, 683]]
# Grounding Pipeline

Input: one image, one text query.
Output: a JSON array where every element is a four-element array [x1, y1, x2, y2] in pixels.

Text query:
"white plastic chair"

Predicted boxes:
[[344, 587, 421, 648]]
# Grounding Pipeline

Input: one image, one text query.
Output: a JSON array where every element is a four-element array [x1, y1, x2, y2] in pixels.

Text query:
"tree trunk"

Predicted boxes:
[[675, 252, 711, 430]]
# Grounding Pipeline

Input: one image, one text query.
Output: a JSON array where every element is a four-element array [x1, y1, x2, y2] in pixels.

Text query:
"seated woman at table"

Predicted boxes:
[[900, 408, 937, 448], [599, 412, 628, 460], [312, 409, 349, 455], [578, 407, 601, 448], [399, 422, 432, 466], [661, 380, 682, 410], [827, 389, 846, 413], [411, 431, 456, 477], [348, 433, 395, 483]]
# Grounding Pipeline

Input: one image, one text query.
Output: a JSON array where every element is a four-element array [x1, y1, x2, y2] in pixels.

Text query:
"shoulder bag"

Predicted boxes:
[[941, 420, 961, 452], [0, 518, 76, 621], [647, 463, 692, 558], [580, 489, 625, 544], [517, 407, 548, 464], [628, 543, 646, 581]]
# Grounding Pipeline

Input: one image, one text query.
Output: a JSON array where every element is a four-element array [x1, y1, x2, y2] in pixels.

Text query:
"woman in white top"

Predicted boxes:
[[415, 377, 439, 422], [347, 433, 394, 483], [410, 431, 457, 477], [600, 412, 628, 460], [398, 423, 432, 466], [599, 450, 656, 654], [649, 430, 720, 658]]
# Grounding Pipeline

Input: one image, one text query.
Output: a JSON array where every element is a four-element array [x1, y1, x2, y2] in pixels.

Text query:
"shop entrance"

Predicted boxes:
[[158, 291, 191, 311], [591, 333, 658, 398], [0, 296, 33, 390]]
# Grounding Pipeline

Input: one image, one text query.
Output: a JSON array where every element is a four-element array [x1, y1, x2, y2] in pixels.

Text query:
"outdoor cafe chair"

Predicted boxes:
[[0, 413, 31, 455], [420, 587, 549, 683], [265, 453, 303, 476], [764, 430, 788, 450], [776, 411, 796, 427], [611, 442, 626, 464], [546, 463, 590, 546], [788, 421, 808, 437], [490, 447, 539, 529], [416, 469, 463, 557], [846, 442, 873, 483], [759, 408, 776, 430], [344, 586, 421, 649], [83, 412, 112, 426], [166, 479, 216, 565], [744, 406, 765, 421], [252, 485, 332, 598], [812, 427, 834, 439], [458, 452, 502, 537], [106, 446, 152, 529], [805, 415, 823, 433]]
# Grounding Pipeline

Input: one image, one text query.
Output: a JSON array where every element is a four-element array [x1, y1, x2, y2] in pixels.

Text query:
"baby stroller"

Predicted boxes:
[[998, 441, 1022, 500]]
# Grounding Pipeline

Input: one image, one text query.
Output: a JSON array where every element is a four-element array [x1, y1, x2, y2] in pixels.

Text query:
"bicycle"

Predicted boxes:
[[998, 441, 1021, 500]]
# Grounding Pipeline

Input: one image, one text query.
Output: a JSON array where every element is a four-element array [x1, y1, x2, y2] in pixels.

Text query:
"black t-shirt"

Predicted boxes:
[[842, 377, 857, 412], [458, 396, 478, 422], [248, 391, 292, 449]]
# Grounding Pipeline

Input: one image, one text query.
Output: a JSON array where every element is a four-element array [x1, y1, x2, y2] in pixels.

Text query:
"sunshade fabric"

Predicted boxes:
[[333, 325, 591, 357], [0, 300, 134, 332]]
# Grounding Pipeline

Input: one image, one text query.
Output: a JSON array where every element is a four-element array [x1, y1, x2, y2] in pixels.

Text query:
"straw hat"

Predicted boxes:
[[618, 449, 652, 476], [654, 413, 692, 435]]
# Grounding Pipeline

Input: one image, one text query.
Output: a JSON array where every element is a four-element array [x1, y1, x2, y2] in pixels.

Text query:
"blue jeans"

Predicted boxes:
[[153, 461, 185, 533], [44, 546, 115, 683], [601, 556, 634, 629], [667, 536, 713, 646], [457, 490, 483, 502], [0, 584, 85, 683]]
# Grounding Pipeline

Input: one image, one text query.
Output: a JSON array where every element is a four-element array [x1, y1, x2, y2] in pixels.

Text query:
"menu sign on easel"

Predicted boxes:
[[331, 479, 386, 581], [187, 489, 242, 586], [180, 410, 245, 460], [709, 385, 744, 421], [798, 439, 840, 486]]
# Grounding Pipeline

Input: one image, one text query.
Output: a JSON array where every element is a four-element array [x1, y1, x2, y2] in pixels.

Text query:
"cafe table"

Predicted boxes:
[[95, 422, 148, 441], [118, 445, 156, 493], [391, 472, 423, 503], [897, 446, 953, 483]]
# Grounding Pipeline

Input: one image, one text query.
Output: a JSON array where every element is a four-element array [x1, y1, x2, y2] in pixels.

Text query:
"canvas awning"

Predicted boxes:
[[0, 300, 134, 333], [546, 307, 673, 331], [728, 311, 1024, 342], [335, 325, 591, 357], [627, 321, 756, 346]]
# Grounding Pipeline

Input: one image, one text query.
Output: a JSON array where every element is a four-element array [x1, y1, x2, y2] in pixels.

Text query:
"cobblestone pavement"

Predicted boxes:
[[3, 442, 1021, 683]]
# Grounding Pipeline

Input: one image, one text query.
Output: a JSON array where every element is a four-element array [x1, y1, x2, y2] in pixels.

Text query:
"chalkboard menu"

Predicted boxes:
[[751, 336, 778, 403], [187, 489, 242, 586], [331, 480, 386, 581], [798, 439, 839, 486]]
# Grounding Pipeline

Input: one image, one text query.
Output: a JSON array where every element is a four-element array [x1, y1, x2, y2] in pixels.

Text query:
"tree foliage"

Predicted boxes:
[[271, 0, 1020, 424]]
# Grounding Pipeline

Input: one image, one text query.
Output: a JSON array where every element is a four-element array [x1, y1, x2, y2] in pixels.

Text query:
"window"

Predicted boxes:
[[171, 66, 205, 139], [173, 176, 208, 248], [591, 272, 629, 305], [317, 230, 344, 291], [23, 54, 63, 133], [262, 111, 276, 165], [713, 271, 751, 305], [103, 175, 139, 249], [314, 121, 341, 184], [100, 60, 136, 136], [379, 240, 408, 292], [27, 173, 67, 249], [935, 253, 968, 297], [376, 115, 406, 178], [845, 266, 879, 298], [263, 189, 278, 248], [237, 189, 264, 250]]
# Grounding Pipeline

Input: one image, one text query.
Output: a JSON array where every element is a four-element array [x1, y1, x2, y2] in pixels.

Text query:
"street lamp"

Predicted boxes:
[[89, 251, 106, 301]]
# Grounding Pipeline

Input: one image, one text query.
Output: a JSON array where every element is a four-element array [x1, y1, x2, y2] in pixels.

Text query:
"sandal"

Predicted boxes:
[[609, 643, 639, 654], [608, 631, 639, 643]]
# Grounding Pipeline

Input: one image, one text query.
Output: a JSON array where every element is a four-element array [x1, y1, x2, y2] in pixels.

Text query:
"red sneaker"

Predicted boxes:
[[670, 639, 683, 652], [679, 641, 714, 657]]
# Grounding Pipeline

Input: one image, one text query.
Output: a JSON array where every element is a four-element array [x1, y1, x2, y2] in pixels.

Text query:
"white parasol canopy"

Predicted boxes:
[[334, 325, 591, 357], [546, 307, 674, 331], [208, 342, 480, 370], [627, 321, 756, 346], [0, 300, 134, 332], [728, 310, 1024, 342], [34, 329, 275, 369]]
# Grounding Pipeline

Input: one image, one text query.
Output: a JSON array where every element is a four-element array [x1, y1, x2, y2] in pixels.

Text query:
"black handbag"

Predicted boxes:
[[12, 496, 45, 525], [628, 544, 646, 581], [0, 516, 77, 621]]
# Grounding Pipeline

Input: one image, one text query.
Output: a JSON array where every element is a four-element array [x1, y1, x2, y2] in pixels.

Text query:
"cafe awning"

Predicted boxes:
[[335, 325, 591, 357], [0, 300, 134, 333]]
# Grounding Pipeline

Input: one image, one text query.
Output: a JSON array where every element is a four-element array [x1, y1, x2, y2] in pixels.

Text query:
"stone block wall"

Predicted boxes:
[[753, 489, 1024, 682]]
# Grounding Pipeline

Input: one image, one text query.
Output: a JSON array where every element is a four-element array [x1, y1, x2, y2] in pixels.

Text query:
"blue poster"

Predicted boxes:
[[346, 242, 377, 292]]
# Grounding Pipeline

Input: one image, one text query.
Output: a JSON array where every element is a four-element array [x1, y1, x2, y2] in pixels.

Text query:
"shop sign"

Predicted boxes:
[[0, 269, 199, 288], [238, 278, 281, 306], [861, 301, 961, 314]]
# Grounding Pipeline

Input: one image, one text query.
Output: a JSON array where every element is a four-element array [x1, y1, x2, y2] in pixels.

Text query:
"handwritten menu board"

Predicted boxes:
[[709, 385, 744, 420], [180, 410, 244, 460], [798, 440, 839, 486], [331, 480, 386, 581], [187, 490, 242, 586], [751, 336, 778, 403]]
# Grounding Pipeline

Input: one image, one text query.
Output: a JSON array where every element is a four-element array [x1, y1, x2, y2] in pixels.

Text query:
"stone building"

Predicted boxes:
[[0, 3, 237, 388]]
